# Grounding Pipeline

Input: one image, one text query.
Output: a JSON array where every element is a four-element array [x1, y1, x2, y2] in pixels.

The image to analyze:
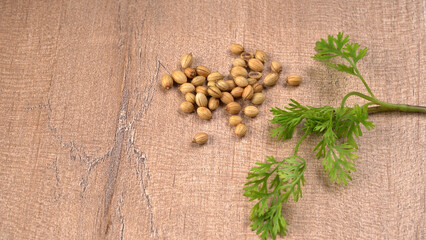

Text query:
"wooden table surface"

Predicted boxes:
[[0, 0, 424, 239]]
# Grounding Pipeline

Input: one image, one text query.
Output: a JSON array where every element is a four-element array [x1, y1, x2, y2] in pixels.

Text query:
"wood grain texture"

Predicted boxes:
[[0, 0, 424, 239]]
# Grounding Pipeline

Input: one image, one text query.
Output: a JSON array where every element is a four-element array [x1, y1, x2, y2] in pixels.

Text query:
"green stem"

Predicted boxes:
[[343, 56, 375, 98], [353, 65, 375, 98], [341, 91, 426, 114], [367, 104, 426, 114], [340, 91, 376, 108], [293, 131, 310, 156]]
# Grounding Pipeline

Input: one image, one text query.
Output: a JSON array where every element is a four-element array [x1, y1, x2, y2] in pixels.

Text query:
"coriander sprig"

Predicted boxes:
[[245, 32, 426, 239]]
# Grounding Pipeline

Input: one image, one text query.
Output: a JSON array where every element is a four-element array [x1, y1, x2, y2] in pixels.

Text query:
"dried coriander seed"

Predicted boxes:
[[181, 53, 193, 69], [230, 44, 244, 54], [172, 70, 187, 84], [161, 74, 173, 89], [192, 132, 208, 145]]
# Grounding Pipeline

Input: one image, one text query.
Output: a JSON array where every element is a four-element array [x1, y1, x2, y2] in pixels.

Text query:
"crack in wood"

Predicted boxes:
[[101, 51, 131, 237], [117, 192, 125, 240]]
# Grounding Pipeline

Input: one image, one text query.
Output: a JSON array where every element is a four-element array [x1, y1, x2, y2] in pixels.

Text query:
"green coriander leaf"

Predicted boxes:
[[244, 156, 306, 239]]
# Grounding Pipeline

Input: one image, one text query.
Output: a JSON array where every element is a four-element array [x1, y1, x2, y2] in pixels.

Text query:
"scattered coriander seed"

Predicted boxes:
[[226, 80, 237, 89], [225, 102, 242, 114], [197, 107, 212, 120], [255, 50, 267, 63], [234, 76, 249, 87], [172, 70, 187, 84], [242, 85, 254, 100], [240, 52, 254, 61], [247, 78, 257, 85], [235, 123, 247, 137], [207, 86, 223, 98], [161, 74, 173, 89], [220, 92, 234, 104], [179, 83, 195, 94], [208, 97, 219, 111], [228, 115, 242, 126], [181, 53, 193, 69], [185, 92, 196, 104], [231, 66, 248, 78], [195, 93, 208, 107], [252, 83, 263, 93], [251, 92, 266, 105], [184, 67, 196, 78], [191, 76, 206, 86], [196, 65, 211, 77], [244, 106, 259, 117], [248, 71, 262, 79], [207, 81, 216, 87], [192, 132, 208, 145], [286, 74, 302, 86], [230, 44, 244, 54], [207, 72, 223, 82], [248, 58, 264, 72], [233, 58, 247, 67], [263, 72, 279, 87], [216, 80, 229, 91], [271, 61, 282, 73], [231, 87, 244, 98], [196, 86, 208, 96], [180, 101, 194, 113], [235, 76, 250, 88]]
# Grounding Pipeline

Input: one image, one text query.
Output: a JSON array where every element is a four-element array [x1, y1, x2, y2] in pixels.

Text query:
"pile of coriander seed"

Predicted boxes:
[[161, 44, 302, 145]]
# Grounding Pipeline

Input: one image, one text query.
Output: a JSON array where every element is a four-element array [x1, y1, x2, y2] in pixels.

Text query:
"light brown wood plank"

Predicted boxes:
[[0, 0, 424, 239]]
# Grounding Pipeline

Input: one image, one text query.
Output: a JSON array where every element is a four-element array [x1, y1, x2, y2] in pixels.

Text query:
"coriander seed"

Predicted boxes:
[[230, 44, 244, 54], [192, 132, 208, 145], [220, 92, 234, 104], [191, 76, 206, 86], [231, 66, 248, 78], [231, 87, 244, 98], [208, 97, 219, 111], [242, 85, 254, 100], [195, 93, 208, 107], [233, 58, 247, 67], [172, 70, 187, 84], [286, 74, 302, 86], [196, 65, 211, 77], [251, 92, 266, 105], [248, 58, 264, 72], [255, 50, 267, 63], [216, 80, 229, 91], [244, 106, 259, 117], [207, 86, 223, 98], [180, 101, 194, 113], [252, 83, 263, 93], [207, 72, 223, 82], [263, 72, 279, 87], [235, 123, 247, 137], [228, 115, 242, 126], [247, 78, 257, 85], [248, 72, 262, 79], [179, 83, 195, 94], [197, 107, 212, 120], [226, 80, 237, 89], [184, 67, 196, 78], [161, 74, 173, 89], [225, 102, 242, 114], [207, 81, 216, 87], [185, 92, 196, 104], [234, 76, 249, 87], [181, 53, 193, 69], [271, 61, 282, 73], [196, 86, 208, 96], [240, 52, 254, 61]]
